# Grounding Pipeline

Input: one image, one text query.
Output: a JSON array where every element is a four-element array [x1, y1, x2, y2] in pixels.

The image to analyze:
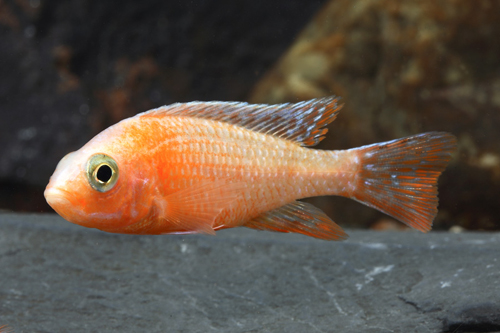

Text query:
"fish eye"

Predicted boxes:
[[86, 154, 119, 192]]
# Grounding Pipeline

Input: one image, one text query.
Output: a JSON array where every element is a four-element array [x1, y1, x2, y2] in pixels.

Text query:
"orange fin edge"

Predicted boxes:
[[0, 325, 13, 333]]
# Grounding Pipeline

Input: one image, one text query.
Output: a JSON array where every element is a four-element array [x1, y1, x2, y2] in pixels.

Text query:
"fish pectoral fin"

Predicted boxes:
[[158, 179, 247, 235], [244, 201, 348, 241]]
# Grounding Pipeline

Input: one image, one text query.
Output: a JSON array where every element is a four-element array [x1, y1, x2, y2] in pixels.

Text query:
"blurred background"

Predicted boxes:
[[1, 0, 499, 231]]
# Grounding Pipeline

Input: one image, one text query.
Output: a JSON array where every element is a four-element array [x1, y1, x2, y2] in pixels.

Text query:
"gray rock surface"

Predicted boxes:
[[0, 213, 499, 332]]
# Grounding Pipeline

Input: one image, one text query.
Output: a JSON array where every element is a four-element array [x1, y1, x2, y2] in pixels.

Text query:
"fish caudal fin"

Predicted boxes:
[[351, 132, 457, 232], [245, 201, 348, 241]]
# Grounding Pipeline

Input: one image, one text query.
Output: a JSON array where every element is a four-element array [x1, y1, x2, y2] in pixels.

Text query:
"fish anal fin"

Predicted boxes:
[[245, 201, 348, 241], [141, 96, 343, 147], [155, 180, 246, 235]]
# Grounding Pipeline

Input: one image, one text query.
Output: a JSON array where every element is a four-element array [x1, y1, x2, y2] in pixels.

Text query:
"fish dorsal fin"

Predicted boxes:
[[143, 96, 342, 146], [244, 201, 348, 240]]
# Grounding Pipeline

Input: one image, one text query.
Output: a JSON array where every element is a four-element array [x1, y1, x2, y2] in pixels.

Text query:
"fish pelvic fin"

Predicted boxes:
[[245, 201, 348, 241], [351, 132, 457, 232], [141, 96, 342, 146]]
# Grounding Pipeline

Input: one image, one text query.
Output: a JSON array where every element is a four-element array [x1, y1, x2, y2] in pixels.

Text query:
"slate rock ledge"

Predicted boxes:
[[0, 213, 499, 332]]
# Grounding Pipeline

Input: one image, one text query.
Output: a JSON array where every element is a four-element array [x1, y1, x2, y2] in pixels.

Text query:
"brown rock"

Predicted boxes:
[[371, 218, 410, 232], [251, 0, 500, 231]]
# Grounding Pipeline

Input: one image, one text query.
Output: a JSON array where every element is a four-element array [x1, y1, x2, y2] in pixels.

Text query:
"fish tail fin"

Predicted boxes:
[[350, 132, 456, 232]]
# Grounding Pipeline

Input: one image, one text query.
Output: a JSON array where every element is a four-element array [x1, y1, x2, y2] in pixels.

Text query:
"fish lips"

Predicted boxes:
[[44, 185, 79, 221], [44, 186, 72, 209]]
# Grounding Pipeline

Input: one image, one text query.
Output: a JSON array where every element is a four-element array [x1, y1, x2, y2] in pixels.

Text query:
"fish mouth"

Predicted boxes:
[[44, 186, 73, 211]]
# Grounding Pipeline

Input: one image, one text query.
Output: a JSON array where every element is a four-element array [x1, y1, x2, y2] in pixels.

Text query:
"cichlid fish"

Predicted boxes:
[[44, 97, 456, 240]]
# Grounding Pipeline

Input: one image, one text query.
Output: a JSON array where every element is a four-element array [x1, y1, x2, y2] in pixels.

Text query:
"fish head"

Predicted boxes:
[[44, 128, 154, 231]]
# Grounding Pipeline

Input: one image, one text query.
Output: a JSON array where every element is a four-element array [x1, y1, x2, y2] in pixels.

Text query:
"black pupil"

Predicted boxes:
[[96, 164, 113, 183]]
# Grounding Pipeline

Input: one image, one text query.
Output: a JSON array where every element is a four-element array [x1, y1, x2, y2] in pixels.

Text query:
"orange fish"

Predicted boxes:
[[44, 97, 456, 240]]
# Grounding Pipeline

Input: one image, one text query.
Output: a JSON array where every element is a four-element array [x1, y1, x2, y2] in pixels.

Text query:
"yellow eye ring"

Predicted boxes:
[[86, 154, 119, 192]]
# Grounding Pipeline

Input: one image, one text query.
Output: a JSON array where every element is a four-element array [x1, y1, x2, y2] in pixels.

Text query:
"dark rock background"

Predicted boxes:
[[0, 0, 327, 211], [1, 0, 499, 232]]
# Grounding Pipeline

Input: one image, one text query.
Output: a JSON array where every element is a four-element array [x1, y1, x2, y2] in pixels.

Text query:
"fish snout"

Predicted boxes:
[[45, 150, 81, 211], [44, 186, 72, 211], [44, 184, 83, 224]]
